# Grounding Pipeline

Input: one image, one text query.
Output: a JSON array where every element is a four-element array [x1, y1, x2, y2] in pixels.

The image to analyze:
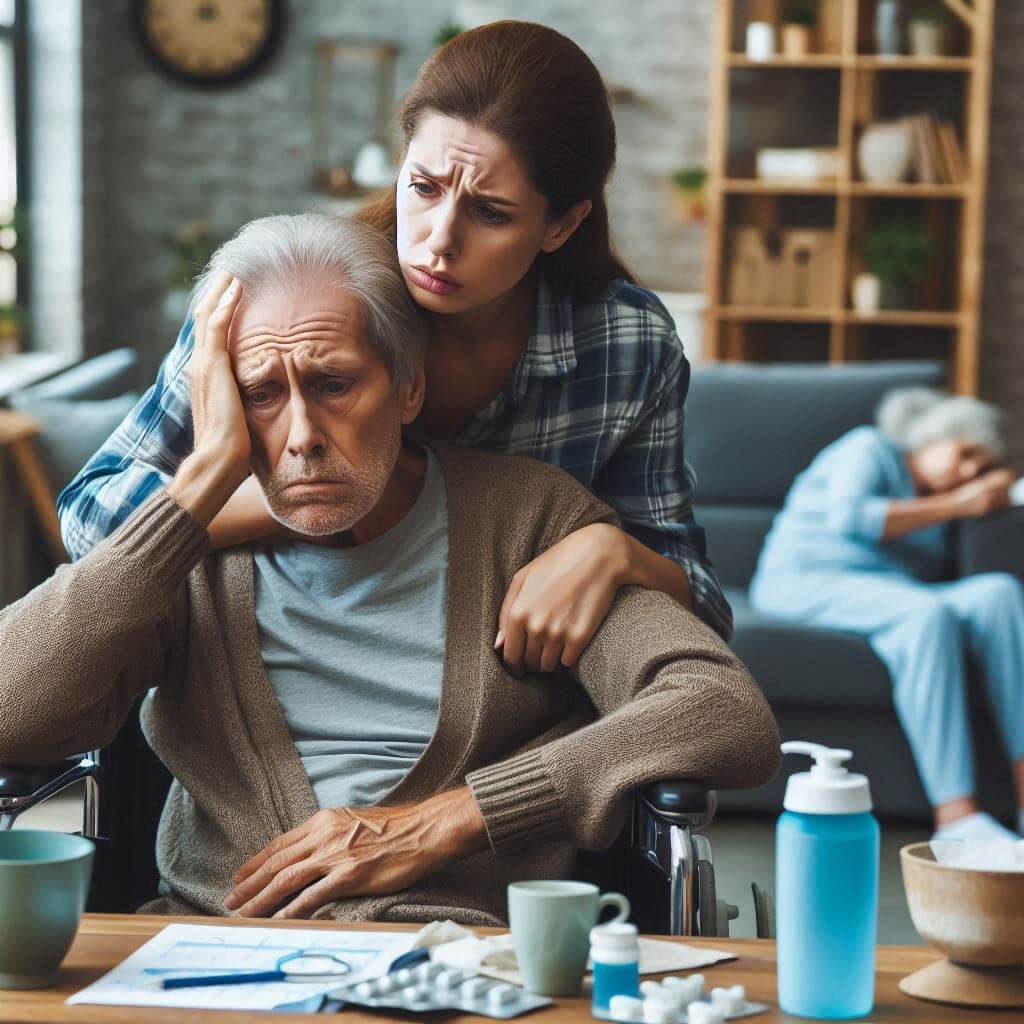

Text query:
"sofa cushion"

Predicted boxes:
[[15, 348, 138, 402], [699, 504, 777, 590], [686, 361, 946, 504], [728, 588, 896, 710]]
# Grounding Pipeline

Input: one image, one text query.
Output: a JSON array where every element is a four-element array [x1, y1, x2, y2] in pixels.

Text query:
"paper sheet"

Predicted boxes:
[[66, 922, 417, 1013]]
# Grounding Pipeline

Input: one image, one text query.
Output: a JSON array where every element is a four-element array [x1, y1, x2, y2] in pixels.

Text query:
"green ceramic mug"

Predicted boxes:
[[0, 830, 94, 989], [507, 880, 630, 996]]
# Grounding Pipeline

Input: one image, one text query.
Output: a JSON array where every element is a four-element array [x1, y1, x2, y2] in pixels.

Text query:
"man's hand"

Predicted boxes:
[[167, 271, 250, 526], [223, 787, 488, 920], [951, 468, 1014, 519]]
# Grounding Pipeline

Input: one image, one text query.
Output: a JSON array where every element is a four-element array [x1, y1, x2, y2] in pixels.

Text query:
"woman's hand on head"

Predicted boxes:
[[951, 468, 1014, 518], [496, 522, 631, 675]]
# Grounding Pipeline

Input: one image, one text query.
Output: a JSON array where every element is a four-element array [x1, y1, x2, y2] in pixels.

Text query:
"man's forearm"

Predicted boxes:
[[882, 493, 957, 540], [167, 450, 249, 529]]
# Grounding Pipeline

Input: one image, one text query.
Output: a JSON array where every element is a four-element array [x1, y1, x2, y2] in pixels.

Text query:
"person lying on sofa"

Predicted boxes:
[[0, 214, 779, 924], [750, 387, 1023, 843]]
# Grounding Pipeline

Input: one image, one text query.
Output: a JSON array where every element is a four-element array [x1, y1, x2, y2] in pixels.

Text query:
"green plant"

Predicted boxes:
[[912, 1, 952, 24], [670, 167, 708, 192], [863, 219, 932, 291], [0, 302, 21, 336], [433, 22, 465, 47], [162, 220, 224, 289], [784, 1, 817, 27]]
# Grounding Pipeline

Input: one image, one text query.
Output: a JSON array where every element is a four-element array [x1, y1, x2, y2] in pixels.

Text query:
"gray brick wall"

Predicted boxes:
[[60, 2, 1024, 456]]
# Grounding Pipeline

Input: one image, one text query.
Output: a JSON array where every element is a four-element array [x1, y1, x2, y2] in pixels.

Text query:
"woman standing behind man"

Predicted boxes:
[[751, 388, 1024, 842], [59, 21, 731, 671]]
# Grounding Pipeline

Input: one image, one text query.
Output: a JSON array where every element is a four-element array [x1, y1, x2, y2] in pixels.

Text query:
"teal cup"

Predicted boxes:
[[0, 830, 94, 989], [507, 880, 630, 996]]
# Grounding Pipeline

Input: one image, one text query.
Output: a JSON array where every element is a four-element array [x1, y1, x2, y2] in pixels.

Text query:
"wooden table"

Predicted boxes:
[[0, 914, 1004, 1023]]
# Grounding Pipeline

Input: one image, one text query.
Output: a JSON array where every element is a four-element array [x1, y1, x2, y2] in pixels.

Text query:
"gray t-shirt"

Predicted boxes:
[[253, 450, 448, 810]]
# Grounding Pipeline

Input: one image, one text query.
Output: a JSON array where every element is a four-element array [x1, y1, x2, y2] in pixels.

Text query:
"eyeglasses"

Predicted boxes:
[[160, 949, 353, 990]]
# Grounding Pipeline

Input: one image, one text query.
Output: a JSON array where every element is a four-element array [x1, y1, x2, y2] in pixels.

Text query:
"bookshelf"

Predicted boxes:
[[703, 0, 995, 393]]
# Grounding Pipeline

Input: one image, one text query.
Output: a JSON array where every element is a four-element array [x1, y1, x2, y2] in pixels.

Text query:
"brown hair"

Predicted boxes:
[[357, 20, 636, 299]]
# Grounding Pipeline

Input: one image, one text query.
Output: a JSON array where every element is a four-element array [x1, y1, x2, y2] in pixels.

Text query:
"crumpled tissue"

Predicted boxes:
[[930, 838, 1024, 872], [409, 920, 734, 986]]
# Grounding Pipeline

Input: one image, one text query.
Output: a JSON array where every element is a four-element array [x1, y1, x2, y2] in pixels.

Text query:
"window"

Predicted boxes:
[[0, 0, 23, 355]]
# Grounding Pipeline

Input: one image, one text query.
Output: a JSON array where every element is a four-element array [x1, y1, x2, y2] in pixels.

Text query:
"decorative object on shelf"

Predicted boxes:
[[0, 303, 20, 357], [875, 0, 904, 57], [313, 37, 399, 197], [745, 21, 776, 61], [756, 147, 841, 182], [728, 227, 836, 308], [909, 1, 951, 58], [0, 205, 25, 355], [670, 167, 708, 222], [851, 272, 882, 314], [781, 1, 817, 57], [863, 218, 932, 310], [131, 0, 286, 87], [902, 114, 964, 184], [857, 120, 913, 184]]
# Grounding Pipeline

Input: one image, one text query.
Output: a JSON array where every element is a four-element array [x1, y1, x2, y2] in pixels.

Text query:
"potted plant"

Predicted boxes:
[[781, 1, 817, 57], [670, 167, 708, 222], [434, 23, 465, 48], [0, 303, 21, 356], [862, 219, 932, 310], [161, 219, 225, 323], [909, 1, 951, 58]]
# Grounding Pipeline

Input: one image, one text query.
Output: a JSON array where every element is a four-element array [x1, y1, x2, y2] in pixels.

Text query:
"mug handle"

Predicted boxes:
[[597, 892, 630, 924]]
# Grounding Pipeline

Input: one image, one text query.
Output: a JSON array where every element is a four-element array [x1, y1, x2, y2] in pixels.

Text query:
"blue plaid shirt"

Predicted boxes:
[[57, 276, 732, 639]]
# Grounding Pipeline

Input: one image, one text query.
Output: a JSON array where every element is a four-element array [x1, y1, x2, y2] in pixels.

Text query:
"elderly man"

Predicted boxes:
[[0, 214, 779, 924]]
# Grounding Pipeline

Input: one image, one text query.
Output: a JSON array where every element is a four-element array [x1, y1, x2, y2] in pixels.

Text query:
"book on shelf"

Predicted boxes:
[[903, 114, 965, 185]]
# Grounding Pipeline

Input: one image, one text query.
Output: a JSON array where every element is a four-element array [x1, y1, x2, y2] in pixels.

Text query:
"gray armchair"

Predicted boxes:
[[686, 361, 1021, 824]]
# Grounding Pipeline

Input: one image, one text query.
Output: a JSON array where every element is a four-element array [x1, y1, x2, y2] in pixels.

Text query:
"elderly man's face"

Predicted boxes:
[[228, 279, 422, 536]]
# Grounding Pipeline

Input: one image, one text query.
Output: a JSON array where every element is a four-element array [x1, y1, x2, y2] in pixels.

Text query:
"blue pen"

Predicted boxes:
[[161, 949, 352, 990]]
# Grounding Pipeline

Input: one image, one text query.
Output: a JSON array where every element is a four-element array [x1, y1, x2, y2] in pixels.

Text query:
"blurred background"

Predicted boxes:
[[1, 0, 1023, 943]]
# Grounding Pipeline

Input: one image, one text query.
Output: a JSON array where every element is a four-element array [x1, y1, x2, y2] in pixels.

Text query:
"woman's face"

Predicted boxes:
[[395, 112, 590, 316], [912, 437, 995, 493]]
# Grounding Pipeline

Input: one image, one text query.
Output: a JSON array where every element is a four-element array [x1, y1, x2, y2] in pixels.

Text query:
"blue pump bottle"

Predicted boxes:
[[776, 741, 880, 1019]]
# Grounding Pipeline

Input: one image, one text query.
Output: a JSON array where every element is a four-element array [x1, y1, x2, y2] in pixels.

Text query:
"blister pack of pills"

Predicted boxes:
[[326, 961, 553, 1018], [597, 975, 769, 1024]]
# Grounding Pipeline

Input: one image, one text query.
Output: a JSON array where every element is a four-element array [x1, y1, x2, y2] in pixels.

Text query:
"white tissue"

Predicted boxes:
[[930, 838, 1024, 871]]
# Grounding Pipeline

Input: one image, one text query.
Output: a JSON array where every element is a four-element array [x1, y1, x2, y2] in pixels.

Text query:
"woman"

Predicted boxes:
[[750, 387, 1024, 841], [58, 21, 731, 674]]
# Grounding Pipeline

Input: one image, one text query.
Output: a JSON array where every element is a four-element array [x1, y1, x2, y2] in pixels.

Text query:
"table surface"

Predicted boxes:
[[0, 914, 1006, 1024]]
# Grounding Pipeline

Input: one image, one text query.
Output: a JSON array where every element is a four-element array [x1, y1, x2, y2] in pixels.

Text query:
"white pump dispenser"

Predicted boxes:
[[781, 741, 872, 815]]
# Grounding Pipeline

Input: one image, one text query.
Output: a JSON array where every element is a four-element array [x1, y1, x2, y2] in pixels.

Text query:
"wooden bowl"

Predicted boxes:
[[900, 842, 1024, 966]]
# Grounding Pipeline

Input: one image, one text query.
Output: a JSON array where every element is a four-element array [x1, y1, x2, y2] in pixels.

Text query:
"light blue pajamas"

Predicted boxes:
[[750, 427, 1024, 806]]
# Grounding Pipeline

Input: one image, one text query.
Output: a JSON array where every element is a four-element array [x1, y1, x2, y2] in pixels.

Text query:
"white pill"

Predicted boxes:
[[640, 980, 664, 997], [609, 995, 644, 1021], [488, 984, 518, 1007], [642, 997, 676, 1024], [710, 986, 744, 1013], [462, 977, 491, 998], [665, 974, 705, 996], [394, 968, 414, 984], [353, 981, 373, 997], [375, 975, 398, 993], [415, 961, 443, 981]]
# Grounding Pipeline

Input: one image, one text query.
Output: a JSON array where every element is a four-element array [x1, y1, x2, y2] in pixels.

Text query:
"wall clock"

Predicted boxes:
[[132, 0, 286, 87]]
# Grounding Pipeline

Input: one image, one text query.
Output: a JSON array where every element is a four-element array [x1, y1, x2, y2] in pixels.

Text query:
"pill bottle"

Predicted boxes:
[[590, 921, 640, 1014]]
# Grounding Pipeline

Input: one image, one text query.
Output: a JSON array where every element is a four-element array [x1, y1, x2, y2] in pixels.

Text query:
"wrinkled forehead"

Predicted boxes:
[[227, 284, 370, 381]]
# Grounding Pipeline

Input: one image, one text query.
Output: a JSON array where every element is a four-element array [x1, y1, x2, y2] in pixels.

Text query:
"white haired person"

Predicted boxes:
[[750, 388, 1024, 841]]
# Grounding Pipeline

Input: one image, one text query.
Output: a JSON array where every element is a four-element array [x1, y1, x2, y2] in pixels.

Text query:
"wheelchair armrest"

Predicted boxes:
[[0, 755, 99, 826], [638, 779, 717, 827]]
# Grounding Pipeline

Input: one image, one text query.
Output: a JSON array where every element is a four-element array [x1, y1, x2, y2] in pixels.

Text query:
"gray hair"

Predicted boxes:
[[188, 213, 426, 388], [876, 387, 1006, 458]]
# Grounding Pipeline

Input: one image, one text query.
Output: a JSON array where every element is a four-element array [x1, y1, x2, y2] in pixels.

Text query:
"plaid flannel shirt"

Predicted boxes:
[[57, 276, 732, 639]]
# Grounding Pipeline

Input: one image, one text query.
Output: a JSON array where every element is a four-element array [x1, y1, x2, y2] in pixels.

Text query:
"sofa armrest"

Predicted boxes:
[[958, 508, 1024, 582]]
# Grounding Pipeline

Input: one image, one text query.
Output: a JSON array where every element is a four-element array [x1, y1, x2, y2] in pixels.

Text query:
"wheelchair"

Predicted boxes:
[[0, 702, 774, 938]]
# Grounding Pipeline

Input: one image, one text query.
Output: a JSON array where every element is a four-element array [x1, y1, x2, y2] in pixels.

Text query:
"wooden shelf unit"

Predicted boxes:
[[704, 0, 994, 392]]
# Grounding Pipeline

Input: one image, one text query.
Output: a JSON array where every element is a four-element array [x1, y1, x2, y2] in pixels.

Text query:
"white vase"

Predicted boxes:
[[746, 21, 776, 61], [852, 273, 881, 314], [858, 121, 912, 184], [909, 21, 946, 58]]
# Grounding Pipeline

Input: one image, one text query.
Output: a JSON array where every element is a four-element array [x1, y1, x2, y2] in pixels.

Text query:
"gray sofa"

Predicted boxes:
[[687, 361, 1022, 823]]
